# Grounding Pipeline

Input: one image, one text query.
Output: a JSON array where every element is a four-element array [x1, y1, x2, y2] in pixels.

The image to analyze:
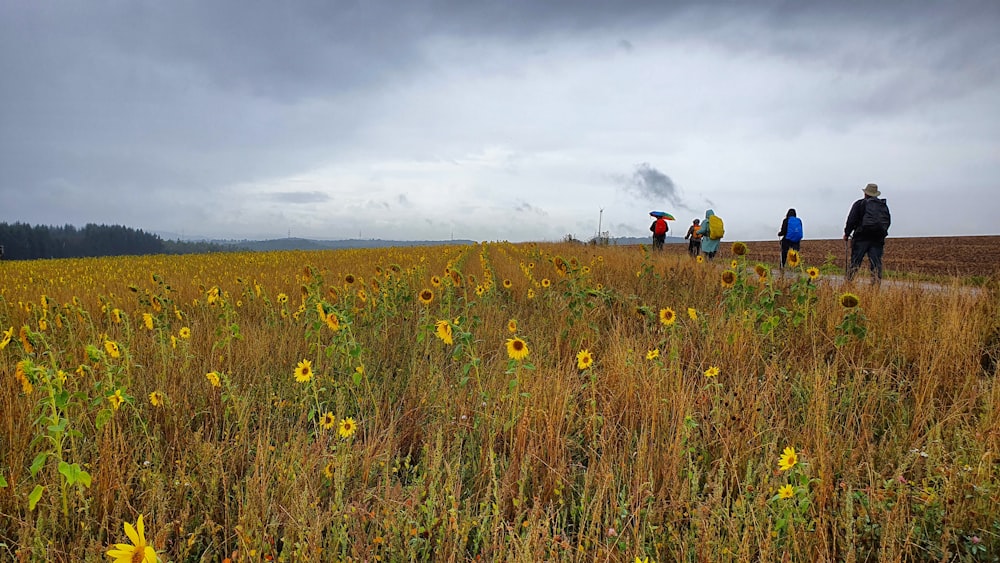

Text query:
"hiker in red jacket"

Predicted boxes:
[[650, 216, 668, 251]]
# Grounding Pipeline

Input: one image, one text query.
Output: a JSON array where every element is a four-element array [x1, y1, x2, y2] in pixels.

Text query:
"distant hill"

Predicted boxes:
[[607, 236, 685, 246], [212, 238, 477, 252]]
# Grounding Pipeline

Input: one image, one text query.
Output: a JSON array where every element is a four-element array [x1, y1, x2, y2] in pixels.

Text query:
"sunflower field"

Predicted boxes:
[[0, 242, 997, 561]]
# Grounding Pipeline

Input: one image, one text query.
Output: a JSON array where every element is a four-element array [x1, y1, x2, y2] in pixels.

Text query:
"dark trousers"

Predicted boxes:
[[652, 235, 665, 251], [687, 239, 700, 257], [847, 238, 884, 282], [780, 239, 800, 267]]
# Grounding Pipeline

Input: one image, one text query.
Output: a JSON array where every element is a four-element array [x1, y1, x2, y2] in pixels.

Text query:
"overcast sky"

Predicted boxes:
[[2, 1, 998, 242]]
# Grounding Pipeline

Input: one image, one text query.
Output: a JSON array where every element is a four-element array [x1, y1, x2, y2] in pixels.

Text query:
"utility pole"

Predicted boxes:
[[597, 208, 603, 239]]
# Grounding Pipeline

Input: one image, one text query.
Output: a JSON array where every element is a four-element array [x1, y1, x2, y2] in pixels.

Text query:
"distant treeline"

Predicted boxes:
[[0, 222, 234, 260]]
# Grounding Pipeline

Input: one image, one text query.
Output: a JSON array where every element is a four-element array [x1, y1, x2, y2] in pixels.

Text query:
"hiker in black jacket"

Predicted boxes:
[[844, 183, 891, 284]]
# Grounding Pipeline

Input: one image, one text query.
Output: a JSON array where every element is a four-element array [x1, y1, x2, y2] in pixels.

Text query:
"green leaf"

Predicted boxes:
[[0, 473, 7, 488], [351, 371, 362, 386], [30, 452, 48, 477], [54, 389, 71, 409], [47, 418, 68, 434], [58, 461, 77, 485], [28, 485, 44, 511], [77, 470, 92, 488]]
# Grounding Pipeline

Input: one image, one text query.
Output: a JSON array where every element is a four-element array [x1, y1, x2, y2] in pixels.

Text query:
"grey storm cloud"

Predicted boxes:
[[514, 202, 548, 215], [624, 163, 683, 208], [268, 191, 331, 204]]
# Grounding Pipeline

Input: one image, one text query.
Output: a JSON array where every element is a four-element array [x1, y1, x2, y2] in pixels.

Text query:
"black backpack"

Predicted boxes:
[[860, 198, 891, 237]]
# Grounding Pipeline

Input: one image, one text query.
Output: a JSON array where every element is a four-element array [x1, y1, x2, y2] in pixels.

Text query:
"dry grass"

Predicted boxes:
[[0, 242, 997, 562]]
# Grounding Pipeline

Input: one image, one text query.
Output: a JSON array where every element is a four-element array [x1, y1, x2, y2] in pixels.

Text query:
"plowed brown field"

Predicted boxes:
[[661, 236, 1000, 279]]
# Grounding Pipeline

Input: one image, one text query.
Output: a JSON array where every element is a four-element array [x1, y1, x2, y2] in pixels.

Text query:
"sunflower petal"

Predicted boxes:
[[143, 545, 158, 562], [124, 521, 140, 545], [107, 546, 135, 558]]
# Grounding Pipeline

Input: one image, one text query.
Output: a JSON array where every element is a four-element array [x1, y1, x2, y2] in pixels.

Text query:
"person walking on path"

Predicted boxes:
[[844, 183, 891, 284], [649, 215, 668, 251], [778, 208, 802, 268], [684, 219, 702, 257], [695, 209, 723, 260]]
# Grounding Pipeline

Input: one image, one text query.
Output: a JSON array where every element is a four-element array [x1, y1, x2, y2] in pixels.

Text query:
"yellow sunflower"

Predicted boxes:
[[104, 340, 121, 359], [576, 349, 594, 370], [502, 279, 512, 289], [507, 319, 517, 333], [646, 349, 659, 360], [541, 278, 551, 288], [0, 327, 12, 349], [687, 308, 698, 321], [339, 417, 357, 439], [704, 366, 720, 378], [205, 371, 221, 388], [148, 391, 165, 407], [696, 255, 705, 264], [430, 275, 442, 288], [505, 337, 530, 361], [277, 293, 289, 304], [732, 241, 748, 256], [179, 327, 191, 339], [434, 320, 454, 345], [777, 446, 798, 471], [294, 359, 313, 383], [657, 307, 676, 326], [108, 389, 125, 410], [786, 249, 801, 268], [325, 312, 341, 332], [806, 267, 820, 280], [344, 274, 356, 284], [839, 293, 860, 309], [418, 289, 434, 305], [320, 412, 336, 430], [554, 257, 568, 276], [778, 484, 794, 499], [106, 514, 157, 563], [721, 270, 737, 289], [142, 313, 153, 331], [527, 288, 536, 300]]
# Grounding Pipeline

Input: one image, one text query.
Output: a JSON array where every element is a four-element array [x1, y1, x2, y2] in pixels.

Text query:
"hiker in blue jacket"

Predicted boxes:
[[695, 209, 721, 260], [777, 208, 802, 268]]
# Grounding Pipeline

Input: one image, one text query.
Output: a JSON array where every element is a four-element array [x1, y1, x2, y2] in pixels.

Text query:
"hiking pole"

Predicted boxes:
[[843, 237, 850, 281]]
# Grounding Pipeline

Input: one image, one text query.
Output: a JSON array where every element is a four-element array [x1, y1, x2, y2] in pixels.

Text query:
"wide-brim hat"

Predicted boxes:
[[863, 183, 881, 197]]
